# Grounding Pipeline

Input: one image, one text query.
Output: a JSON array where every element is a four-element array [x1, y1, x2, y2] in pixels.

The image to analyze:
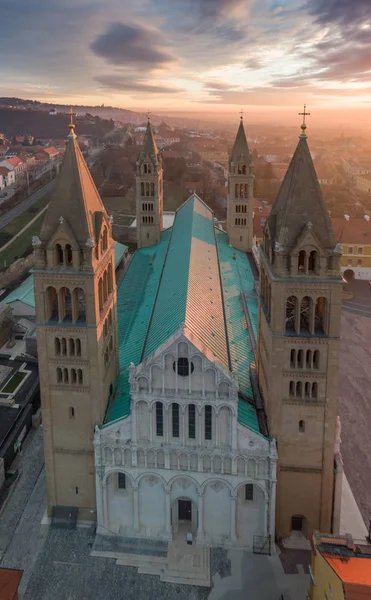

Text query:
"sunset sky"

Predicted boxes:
[[1, 0, 370, 122]]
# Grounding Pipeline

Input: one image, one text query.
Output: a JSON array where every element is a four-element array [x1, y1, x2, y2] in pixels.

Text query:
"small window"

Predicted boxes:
[[245, 484, 254, 501], [69, 407, 75, 419], [173, 358, 194, 377], [357, 247, 363, 255], [299, 420, 305, 433], [240, 236, 242, 242], [75, 486, 79, 495], [156, 402, 163, 437], [348, 246, 353, 254], [172, 403, 180, 438], [117, 473, 126, 489], [188, 404, 196, 439], [357, 259, 362, 266], [205, 405, 212, 441]]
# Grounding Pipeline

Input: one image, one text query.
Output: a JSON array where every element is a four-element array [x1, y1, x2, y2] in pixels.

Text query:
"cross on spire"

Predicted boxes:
[[147, 110, 151, 122], [68, 106, 75, 135], [298, 104, 310, 136]]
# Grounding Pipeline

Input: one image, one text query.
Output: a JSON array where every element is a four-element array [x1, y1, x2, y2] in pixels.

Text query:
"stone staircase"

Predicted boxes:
[[91, 533, 210, 587]]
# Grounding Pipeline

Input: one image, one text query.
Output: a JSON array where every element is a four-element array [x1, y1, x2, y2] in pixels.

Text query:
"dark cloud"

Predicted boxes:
[[244, 57, 263, 70], [204, 81, 234, 91], [95, 75, 182, 93], [305, 0, 370, 26], [91, 23, 174, 69]]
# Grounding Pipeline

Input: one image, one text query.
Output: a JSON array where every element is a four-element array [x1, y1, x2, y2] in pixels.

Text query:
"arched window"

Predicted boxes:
[[76, 339, 81, 357], [74, 288, 86, 323], [77, 369, 83, 385], [103, 271, 108, 302], [205, 405, 212, 440], [108, 263, 113, 294], [244, 184, 248, 198], [151, 182, 155, 196], [306, 350, 312, 369], [69, 338, 75, 356], [148, 165, 152, 174], [313, 350, 319, 369], [60, 287, 72, 322], [172, 403, 180, 438], [55, 338, 61, 356], [98, 279, 103, 312], [297, 349, 303, 368], [102, 228, 108, 251], [56, 368, 62, 383], [308, 251, 317, 273], [312, 382, 318, 399], [61, 337, 67, 356], [296, 381, 302, 398], [235, 183, 239, 198], [236, 205, 240, 213], [144, 164, 148, 174], [290, 349, 296, 368], [286, 296, 298, 333], [156, 402, 163, 437], [173, 358, 194, 376], [55, 244, 64, 265], [146, 182, 150, 197], [141, 182, 145, 196], [63, 368, 69, 384], [188, 404, 196, 439], [299, 420, 305, 433], [289, 381, 295, 397], [300, 296, 311, 333], [304, 381, 310, 398], [71, 368, 77, 384], [46, 286, 58, 321], [315, 297, 327, 334], [65, 244, 73, 265], [239, 183, 244, 198], [298, 250, 306, 272]]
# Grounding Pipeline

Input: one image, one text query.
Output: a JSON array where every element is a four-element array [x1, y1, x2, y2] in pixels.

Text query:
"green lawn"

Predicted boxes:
[[0, 211, 45, 271], [1, 371, 27, 394], [0, 193, 50, 240]]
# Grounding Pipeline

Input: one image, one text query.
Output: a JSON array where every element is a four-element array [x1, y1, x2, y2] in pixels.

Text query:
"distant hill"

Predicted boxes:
[[0, 97, 188, 129], [0, 106, 115, 139]]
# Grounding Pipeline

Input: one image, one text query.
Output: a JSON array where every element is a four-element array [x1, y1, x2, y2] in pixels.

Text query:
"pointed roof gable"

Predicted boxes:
[[267, 133, 335, 250], [230, 118, 251, 163], [138, 119, 160, 164], [39, 127, 106, 245]]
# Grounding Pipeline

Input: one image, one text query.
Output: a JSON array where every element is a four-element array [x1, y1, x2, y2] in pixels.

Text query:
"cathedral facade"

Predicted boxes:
[[34, 116, 341, 549]]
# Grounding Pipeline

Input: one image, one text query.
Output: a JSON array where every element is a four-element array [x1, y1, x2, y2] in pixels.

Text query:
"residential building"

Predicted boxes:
[[309, 531, 371, 600], [332, 215, 371, 280], [39, 147, 59, 161], [0, 167, 15, 187], [0, 157, 26, 179], [355, 173, 371, 195]]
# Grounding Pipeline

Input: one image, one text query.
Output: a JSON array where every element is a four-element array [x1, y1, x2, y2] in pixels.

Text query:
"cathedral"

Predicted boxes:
[[33, 114, 342, 550]]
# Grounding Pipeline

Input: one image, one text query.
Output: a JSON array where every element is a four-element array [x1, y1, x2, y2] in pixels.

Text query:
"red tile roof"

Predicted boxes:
[[0, 166, 11, 175], [0, 568, 23, 600], [324, 556, 371, 600], [5, 157, 24, 167], [331, 217, 371, 245], [42, 146, 58, 155]]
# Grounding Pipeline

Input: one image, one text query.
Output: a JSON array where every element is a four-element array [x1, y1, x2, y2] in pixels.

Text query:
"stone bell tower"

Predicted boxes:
[[256, 116, 343, 539], [135, 118, 163, 248], [227, 116, 254, 252], [33, 118, 119, 520]]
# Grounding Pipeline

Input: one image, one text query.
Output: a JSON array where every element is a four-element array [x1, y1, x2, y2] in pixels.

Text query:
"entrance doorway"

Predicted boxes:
[[178, 499, 192, 521], [343, 269, 355, 282], [291, 515, 303, 532]]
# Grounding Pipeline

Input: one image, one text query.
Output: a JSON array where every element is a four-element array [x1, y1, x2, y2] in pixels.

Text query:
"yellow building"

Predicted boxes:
[[331, 216, 371, 280], [309, 531, 371, 600], [355, 173, 371, 195]]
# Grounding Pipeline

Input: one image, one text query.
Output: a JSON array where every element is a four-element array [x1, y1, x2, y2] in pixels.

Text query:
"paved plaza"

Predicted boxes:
[[0, 429, 309, 600]]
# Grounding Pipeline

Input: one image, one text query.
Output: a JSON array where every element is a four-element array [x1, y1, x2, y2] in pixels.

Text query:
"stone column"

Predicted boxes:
[[230, 493, 237, 545], [133, 486, 139, 533], [95, 468, 105, 534], [164, 405, 169, 444], [165, 489, 172, 538], [131, 405, 137, 444], [197, 491, 204, 542], [102, 478, 108, 534]]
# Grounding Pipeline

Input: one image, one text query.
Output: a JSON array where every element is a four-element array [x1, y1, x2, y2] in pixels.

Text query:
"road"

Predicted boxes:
[[0, 180, 55, 231]]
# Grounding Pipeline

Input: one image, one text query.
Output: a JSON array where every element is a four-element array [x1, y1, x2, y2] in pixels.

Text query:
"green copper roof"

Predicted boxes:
[[1, 274, 35, 309], [114, 242, 128, 268], [215, 229, 261, 435], [104, 230, 171, 424]]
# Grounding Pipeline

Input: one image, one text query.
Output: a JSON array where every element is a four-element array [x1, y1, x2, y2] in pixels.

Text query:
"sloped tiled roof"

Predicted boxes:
[[104, 195, 262, 436], [230, 118, 251, 164], [324, 556, 371, 599], [331, 217, 371, 245]]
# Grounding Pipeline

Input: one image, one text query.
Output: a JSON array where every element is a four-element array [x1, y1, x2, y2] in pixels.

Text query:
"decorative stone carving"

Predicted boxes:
[[178, 478, 191, 491], [85, 237, 95, 248], [274, 241, 284, 253], [334, 243, 343, 254], [59, 216, 64, 225], [146, 476, 158, 487], [108, 215, 114, 226], [307, 221, 313, 229], [32, 236, 42, 247]]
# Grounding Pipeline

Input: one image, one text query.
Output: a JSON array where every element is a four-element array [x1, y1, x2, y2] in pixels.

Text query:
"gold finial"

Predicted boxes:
[[147, 110, 151, 122], [298, 104, 310, 136], [68, 106, 75, 134], [240, 108, 244, 121]]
